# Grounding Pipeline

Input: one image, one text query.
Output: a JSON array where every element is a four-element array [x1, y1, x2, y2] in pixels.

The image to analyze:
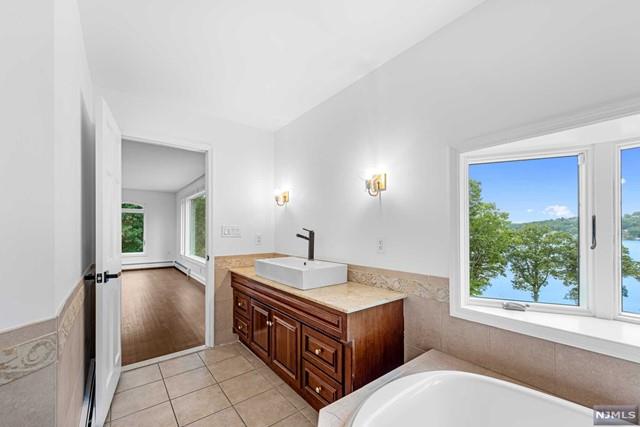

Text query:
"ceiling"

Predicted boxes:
[[122, 140, 205, 192], [78, 0, 483, 131]]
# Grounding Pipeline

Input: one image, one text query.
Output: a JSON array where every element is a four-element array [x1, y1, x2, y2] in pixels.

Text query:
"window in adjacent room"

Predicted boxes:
[[181, 192, 207, 262], [122, 202, 145, 255]]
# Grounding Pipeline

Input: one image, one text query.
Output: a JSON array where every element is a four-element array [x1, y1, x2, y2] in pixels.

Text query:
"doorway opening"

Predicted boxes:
[[120, 138, 209, 366]]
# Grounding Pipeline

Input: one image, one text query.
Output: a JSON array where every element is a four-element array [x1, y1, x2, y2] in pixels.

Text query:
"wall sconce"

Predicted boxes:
[[365, 173, 387, 197], [275, 190, 290, 206]]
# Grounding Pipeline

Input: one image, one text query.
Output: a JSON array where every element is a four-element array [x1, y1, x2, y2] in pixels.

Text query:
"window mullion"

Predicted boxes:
[[592, 143, 617, 319]]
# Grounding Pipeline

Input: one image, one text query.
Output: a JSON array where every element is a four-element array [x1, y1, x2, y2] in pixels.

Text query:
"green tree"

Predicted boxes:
[[621, 245, 640, 298], [560, 243, 640, 303], [122, 212, 144, 253], [468, 179, 512, 296], [507, 224, 574, 302]]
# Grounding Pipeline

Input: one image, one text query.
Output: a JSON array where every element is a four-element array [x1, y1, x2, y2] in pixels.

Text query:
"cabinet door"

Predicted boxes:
[[250, 299, 271, 362], [271, 310, 300, 387]]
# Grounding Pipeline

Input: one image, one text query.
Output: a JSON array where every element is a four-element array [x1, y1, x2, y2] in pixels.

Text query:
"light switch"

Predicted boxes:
[[221, 225, 241, 238]]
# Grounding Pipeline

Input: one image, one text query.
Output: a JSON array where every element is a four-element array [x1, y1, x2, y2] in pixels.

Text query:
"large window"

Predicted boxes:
[[122, 203, 145, 254], [182, 193, 206, 261], [460, 143, 640, 323], [468, 154, 584, 308], [620, 145, 640, 315]]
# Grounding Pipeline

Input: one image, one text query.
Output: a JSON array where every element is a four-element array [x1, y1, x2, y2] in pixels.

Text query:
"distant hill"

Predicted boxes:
[[623, 212, 640, 240], [510, 211, 640, 240]]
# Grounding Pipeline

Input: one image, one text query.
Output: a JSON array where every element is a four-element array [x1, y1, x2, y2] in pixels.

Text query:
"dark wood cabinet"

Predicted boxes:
[[249, 299, 271, 362], [232, 272, 404, 411], [271, 311, 300, 387]]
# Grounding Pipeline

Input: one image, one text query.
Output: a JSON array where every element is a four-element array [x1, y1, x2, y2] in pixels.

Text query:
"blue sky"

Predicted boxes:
[[622, 146, 640, 216], [470, 148, 640, 224], [469, 156, 580, 223]]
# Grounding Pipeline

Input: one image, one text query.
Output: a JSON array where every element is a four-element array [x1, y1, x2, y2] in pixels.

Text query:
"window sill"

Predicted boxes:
[[182, 255, 206, 266], [451, 304, 640, 364], [122, 252, 146, 257]]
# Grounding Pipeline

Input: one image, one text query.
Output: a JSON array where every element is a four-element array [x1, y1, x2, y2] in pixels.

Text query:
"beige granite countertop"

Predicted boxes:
[[318, 350, 521, 427], [229, 266, 406, 314]]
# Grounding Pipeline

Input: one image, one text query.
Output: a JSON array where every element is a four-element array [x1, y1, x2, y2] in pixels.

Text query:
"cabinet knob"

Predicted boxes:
[[237, 324, 243, 330], [266, 321, 273, 326], [314, 386, 322, 394], [237, 302, 243, 307], [314, 348, 322, 355]]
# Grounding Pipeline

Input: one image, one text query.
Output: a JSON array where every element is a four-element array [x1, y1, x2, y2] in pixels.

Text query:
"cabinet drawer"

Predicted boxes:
[[233, 315, 249, 342], [233, 291, 250, 319], [302, 360, 343, 409], [302, 325, 343, 382]]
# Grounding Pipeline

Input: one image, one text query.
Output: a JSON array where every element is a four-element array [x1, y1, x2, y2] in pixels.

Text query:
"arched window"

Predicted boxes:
[[122, 202, 145, 254]]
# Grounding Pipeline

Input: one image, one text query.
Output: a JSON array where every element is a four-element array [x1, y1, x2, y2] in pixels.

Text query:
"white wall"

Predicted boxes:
[[274, 0, 640, 277], [175, 177, 207, 282], [122, 189, 176, 267], [0, 0, 94, 330], [0, 0, 56, 330], [54, 0, 95, 314], [99, 87, 276, 260]]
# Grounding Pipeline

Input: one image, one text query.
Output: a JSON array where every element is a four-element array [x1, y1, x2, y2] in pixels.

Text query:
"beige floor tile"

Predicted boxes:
[[171, 385, 231, 426], [219, 370, 272, 404], [276, 384, 310, 410], [300, 407, 318, 426], [116, 365, 162, 393], [187, 407, 245, 427], [207, 355, 253, 382], [110, 380, 168, 420], [256, 366, 285, 386], [159, 354, 204, 378], [110, 402, 177, 427], [164, 367, 216, 399], [241, 350, 267, 369], [199, 345, 240, 365], [234, 389, 297, 427], [272, 412, 314, 427]]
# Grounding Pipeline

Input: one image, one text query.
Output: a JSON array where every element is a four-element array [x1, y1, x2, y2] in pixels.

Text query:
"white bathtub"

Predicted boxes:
[[348, 371, 593, 427]]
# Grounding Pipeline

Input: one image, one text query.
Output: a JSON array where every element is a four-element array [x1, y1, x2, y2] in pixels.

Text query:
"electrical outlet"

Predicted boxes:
[[255, 233, 262, 246], [376, 238, 385, 254]]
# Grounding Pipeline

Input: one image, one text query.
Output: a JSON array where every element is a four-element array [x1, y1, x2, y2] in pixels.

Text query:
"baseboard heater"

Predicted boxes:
[[79, 359, 95, 427], [174, 261, 192, 279]]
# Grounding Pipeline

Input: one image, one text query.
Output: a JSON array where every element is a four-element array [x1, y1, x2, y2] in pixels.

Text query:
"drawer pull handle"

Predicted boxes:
[[314, 348, 322, 355], [237, 302, 244, 307], [237, 324, 243, 330], [266, 321, 273, 326], [315, 386, 322, 394]]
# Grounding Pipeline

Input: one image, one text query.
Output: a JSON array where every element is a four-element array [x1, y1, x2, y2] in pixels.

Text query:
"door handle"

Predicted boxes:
[[590, 215, 597, 250], [104, 271, 121, 283]]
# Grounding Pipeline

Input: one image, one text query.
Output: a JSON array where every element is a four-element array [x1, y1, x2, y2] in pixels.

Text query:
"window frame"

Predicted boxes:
[[460, 147, 593, 316], [615, 140, 640, 324], [121, 202, 146, 256], [180, 191, 207, 265]]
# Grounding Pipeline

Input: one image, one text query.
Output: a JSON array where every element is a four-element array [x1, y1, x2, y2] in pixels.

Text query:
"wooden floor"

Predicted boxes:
[[121, 268, 205, 365]]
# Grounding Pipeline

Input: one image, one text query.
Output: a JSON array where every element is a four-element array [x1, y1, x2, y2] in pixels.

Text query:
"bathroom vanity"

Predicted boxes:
[[230, 266, 406, 410]]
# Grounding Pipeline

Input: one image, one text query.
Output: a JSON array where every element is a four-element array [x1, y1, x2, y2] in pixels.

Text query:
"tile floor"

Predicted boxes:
[[106, 342, 319, 427]]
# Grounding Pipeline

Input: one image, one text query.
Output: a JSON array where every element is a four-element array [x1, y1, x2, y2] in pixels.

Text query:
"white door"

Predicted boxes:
[[95, 98, 123, 426]]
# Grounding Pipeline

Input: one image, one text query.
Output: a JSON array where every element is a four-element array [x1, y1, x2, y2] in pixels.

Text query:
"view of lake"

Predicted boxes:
[[478, 240, 640, 314]]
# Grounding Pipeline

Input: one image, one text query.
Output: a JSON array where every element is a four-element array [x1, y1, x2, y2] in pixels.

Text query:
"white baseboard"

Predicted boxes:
[[122, 261, 174, 270]]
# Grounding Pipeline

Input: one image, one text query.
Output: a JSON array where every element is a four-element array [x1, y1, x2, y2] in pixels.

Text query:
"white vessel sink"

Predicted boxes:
[[255, 257, 347, 290]]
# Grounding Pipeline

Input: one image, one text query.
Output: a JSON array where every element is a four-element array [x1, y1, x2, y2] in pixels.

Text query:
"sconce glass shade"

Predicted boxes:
[[366, 173, 387, 197], [275, 191, 290, 206]]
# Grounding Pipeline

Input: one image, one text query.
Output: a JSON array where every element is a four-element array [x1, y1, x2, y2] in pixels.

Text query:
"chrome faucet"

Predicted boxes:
[[296, 228, 315, 261]]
